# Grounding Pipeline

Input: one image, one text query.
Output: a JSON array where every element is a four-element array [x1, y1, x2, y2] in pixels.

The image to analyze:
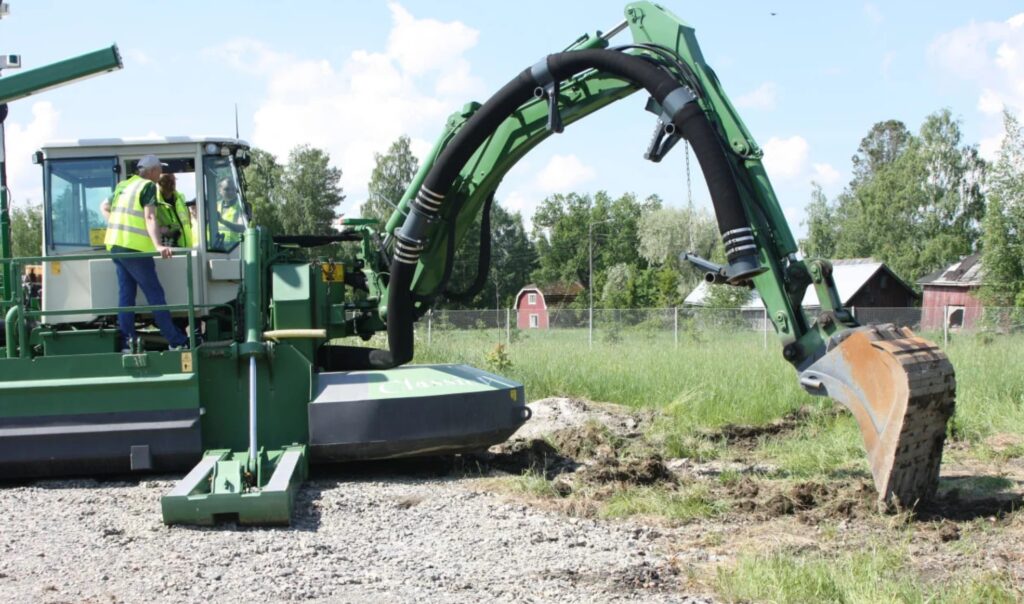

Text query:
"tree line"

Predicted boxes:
[[9, 108, 1023, 310]]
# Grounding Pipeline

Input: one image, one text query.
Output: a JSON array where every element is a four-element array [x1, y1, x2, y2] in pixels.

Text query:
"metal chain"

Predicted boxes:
[[684, 140, 693, 208]]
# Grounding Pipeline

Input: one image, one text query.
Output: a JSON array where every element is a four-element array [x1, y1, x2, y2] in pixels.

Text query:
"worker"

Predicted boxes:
[[103, 154, 188, 351], [213, 178, 246, 248], [155, 173, 194, 248]]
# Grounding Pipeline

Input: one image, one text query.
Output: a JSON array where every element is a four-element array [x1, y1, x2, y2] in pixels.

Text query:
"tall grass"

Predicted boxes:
[[416, 329, 813, 431], [415, 327, 1024, 442]]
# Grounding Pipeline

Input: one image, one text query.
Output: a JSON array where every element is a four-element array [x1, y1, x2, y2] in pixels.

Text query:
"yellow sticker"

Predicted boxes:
[[89, 228, 106, 246], [180, 351, 193, 373], [321, 263, 344, 283], [510, 389, 517, 401], [50, 261, 61, 276]]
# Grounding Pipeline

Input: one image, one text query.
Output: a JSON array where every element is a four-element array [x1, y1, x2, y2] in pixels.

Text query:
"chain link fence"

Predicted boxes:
[[420, 306, 1024, 349]]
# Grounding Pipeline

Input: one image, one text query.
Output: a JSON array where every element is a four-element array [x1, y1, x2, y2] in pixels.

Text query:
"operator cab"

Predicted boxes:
[[33, 137, 251, 322]]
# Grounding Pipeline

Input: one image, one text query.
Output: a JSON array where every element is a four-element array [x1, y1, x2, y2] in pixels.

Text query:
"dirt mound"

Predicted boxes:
[[485, 438, 577, 479], [705, 406, 817, 447], [577, 455, 677, 487], [513, 397, 647, 442]]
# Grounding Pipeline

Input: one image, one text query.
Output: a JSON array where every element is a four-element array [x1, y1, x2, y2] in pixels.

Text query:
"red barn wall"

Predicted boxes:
[[921, 286, 982, 330], [515, 289, 548, 329]]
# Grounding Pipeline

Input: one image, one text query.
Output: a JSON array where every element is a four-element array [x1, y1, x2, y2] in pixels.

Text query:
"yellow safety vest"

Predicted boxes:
[[220, 200, 243, 245], [156, 191, 194, 248], [104, 175, 156, 252]]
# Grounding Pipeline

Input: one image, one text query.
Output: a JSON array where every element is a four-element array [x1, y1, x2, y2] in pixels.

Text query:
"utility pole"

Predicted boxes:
[[588, 218, 612, 347]]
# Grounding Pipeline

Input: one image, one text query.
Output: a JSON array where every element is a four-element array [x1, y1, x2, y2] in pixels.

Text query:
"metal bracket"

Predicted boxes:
[[643, 87, 696, 163], [530, 59, 564, 133]]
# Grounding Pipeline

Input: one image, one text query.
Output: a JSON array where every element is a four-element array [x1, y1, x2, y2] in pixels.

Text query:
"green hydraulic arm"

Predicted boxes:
[[378, 2, 956, 508], [0, 45, 123, 304]]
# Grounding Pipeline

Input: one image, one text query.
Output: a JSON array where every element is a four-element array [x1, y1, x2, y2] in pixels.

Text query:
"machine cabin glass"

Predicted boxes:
[[44, 157, 117, 254], [203, 155, 248, 253]]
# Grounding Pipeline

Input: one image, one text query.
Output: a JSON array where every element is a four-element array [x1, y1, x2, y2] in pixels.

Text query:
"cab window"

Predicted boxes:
[[203, 156, 247, 252], [45, 157, 117, 253]]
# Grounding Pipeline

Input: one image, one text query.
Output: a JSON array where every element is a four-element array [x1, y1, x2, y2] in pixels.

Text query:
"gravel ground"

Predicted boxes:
[[0, 469, 712, 603]]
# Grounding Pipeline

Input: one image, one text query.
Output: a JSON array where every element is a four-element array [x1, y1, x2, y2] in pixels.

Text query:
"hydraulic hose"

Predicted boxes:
[[445, 191, 495, 303], [360, 48, 756, 369]]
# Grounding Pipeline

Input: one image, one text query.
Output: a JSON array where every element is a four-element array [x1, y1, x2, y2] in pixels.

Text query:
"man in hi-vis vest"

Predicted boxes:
[[103, 154, 188, 351]]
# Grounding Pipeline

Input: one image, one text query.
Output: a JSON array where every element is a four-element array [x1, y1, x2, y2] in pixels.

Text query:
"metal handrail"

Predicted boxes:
[[3, 250, 202, 356]]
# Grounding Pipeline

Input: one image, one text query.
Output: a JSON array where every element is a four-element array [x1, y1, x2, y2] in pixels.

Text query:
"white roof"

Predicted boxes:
[[40, 136, 249, 150], [684, 259, 888, 309]]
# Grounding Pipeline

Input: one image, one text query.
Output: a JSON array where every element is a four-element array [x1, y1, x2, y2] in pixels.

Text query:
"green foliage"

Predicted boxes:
[[363, 136, 418, 225], [243, 148, 285, 235], [10, 203, 42, 258], [702, 283, 752, 309], [279, 145, 344, 236], [600, 484, 725, 522], [483, 343, 513, 374], [800, 182, 836, 258], [980, 112, 1024, 307], [814, 110, 987, 283]]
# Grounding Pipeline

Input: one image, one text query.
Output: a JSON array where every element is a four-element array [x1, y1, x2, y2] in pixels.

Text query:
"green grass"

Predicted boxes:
[[600, 484, 726, 522], [754, 412, 869, 478], [415, 328, 1024, 449], [716, 543, 1021, 604]]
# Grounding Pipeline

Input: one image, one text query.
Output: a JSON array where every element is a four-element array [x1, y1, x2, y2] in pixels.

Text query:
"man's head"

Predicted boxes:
[[217, 178, 238, 202], [137, 154, 166, 182], [158, 173, 177, 197]]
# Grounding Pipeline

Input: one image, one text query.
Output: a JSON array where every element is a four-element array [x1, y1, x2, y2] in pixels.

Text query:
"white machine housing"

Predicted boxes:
[[35, 137, 250, 323]]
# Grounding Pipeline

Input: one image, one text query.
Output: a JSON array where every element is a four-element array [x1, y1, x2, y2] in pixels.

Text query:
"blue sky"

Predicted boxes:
[[3, 1, 1022, 240]]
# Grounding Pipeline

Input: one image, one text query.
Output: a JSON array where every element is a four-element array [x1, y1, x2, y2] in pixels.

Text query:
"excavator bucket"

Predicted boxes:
[[799, 324, 956, 508]]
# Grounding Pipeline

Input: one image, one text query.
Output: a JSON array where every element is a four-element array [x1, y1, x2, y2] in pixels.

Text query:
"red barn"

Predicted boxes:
[[918, 253, 983, 330], [514, 282, 583, 329]]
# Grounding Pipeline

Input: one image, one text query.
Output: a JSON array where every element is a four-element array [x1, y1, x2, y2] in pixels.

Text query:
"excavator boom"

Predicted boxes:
[[372, 2, 956, 507]]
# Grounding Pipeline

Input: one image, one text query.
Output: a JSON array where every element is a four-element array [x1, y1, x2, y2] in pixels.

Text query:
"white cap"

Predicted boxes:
[[137, 154, 167, 171]]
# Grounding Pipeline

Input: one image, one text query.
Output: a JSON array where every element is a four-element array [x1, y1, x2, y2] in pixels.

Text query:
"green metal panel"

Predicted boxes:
[[0, 46, 123, 104], [38, 328, 119, 356], [0, 352, 199, 417], [270, 263, 316, 362], [197, 343, 312, 452]]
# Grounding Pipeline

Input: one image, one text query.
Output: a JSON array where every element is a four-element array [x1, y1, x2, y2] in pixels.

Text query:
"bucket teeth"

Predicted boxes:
[[801, 324, 956, 508]]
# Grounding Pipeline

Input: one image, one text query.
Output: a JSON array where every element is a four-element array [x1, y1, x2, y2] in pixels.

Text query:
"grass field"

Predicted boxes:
[[414, 326, 1024, 444]]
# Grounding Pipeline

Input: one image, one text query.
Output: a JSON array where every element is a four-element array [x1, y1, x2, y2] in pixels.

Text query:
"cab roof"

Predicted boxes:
[[39, 136, 250, 151]]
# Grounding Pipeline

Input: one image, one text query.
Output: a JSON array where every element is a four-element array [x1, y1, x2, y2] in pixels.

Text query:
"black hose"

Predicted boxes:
[[363, 48, 754, 369], [445, 191, 495, 303]]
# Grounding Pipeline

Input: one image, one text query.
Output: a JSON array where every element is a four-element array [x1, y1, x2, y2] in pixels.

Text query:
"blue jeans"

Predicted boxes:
[[112, 256, 187, 348]]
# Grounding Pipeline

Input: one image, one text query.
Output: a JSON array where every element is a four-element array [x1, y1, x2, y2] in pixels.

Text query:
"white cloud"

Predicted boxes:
[[979, 131, 1005, 161], [6, 101, 59, 206], [761, 135, 809, 181], [929, 13, 1024, 116], [122, 48, 152, 66], [812, 163, 841, 186], [535, 154, 596, 192], [735, 82, 778, 110], [881, 51, 895, 78], [206, 3, 484, 208], [864, 3, 883, 24]]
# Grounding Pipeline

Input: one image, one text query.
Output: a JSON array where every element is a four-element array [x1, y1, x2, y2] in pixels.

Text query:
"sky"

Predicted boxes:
[[2, 1, 1022, 241]]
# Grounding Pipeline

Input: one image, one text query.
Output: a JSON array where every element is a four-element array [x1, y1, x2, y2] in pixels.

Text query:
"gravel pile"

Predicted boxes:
[[0, 470, 713, 603]]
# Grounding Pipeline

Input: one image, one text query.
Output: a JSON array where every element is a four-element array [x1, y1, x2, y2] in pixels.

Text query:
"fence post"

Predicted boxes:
[[506, 308, 511, 347], [763, 306, 768, 349], [943, 304, 948, 348], [674, 306, 679, 348]]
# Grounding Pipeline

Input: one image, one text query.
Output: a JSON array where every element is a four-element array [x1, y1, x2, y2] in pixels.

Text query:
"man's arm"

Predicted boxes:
[[144, 205, 172, 259]]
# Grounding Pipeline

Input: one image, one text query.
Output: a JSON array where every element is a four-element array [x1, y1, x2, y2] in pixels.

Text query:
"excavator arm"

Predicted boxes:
[[360, 2, 955, 507]]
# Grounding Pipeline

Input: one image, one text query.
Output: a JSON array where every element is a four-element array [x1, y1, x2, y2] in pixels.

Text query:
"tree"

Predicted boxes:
[[243, 148, 284, 235], [800, 182, 837, 258], [832, 111, 987, 283], [637, 204, 718, 300], [278, 145, 344, 235], [363, 136, 419, 225], [11, 203, 42, 258], [979, 111, 1024, 307]]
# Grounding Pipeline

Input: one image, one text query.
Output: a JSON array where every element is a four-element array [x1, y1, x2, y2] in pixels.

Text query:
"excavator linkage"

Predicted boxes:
[[799, 325, 956, 507]]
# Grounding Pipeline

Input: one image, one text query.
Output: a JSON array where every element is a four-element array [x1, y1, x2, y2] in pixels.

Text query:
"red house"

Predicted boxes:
[[918, 253, 983, 330], [514, 282, 583, 329]]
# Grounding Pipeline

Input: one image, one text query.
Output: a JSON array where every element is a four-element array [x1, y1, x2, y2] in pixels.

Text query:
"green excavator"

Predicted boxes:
[[0, 2, 955, 524]]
